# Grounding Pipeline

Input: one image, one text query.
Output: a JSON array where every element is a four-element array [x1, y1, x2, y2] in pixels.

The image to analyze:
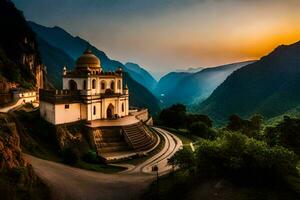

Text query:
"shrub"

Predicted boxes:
[[168, 148, 195, 172], [186, 114, 213, 128], [159, 104, 187, 129], [62, 148, 79, 165], [187, 121, 216, 139], [226, 114, 263, 138], [196, 132, 298, 182], [82, 151, 100, 164], [265, 116, 300, 154]]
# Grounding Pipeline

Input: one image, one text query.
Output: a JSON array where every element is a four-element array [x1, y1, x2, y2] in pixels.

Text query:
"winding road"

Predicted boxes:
[[25, 127, 182, 200]]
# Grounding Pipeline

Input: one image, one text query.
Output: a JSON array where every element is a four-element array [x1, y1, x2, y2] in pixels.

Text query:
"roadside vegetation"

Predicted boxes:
[[146, 104, 300, 200]]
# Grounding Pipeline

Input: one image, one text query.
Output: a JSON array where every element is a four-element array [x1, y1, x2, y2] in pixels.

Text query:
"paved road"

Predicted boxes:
[[0, 98, 23, 113], [25, 127, 182, 200], [123, 127, 182, 175], [0, 99, 39, 113]]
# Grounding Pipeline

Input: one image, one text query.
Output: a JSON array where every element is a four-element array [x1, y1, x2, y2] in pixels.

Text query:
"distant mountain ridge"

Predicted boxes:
[[124, 62, 157, 92], [29, 21, 161, 113], [196, 41, 300, 124], [174, 67, 204, 73], [155, 61, 253, 107], [28, 21, 156, 93]]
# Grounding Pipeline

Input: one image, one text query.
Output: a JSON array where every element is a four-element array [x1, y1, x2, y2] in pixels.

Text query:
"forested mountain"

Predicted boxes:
[[155, 61, 253, 107], [29, 22, 161, 113], [197, 42, 300, 124]]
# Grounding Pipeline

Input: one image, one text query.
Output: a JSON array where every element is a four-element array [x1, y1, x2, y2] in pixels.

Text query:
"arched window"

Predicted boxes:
[[101, 81, 106, 90], [122, 103, 124, 112], [83, 80, 87, 90], [92, 79, 96, 89], [117, 80, 121, 89], [93, 106, 96, 115], [69, 80, 77, 90], [110, 81, 115, 90]]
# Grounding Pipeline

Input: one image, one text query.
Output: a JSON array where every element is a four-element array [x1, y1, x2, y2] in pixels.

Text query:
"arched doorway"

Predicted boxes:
[[106, 104, 114, 119], [69, 80, 77, 90]]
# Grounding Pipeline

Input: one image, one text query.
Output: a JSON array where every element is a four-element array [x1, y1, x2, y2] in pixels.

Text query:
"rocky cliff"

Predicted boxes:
[[0, 113, 50, 200], [0, 0, 47, 92]]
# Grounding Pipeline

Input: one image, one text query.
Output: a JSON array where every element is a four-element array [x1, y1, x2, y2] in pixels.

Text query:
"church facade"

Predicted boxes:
[[39, 49, 129, 125]]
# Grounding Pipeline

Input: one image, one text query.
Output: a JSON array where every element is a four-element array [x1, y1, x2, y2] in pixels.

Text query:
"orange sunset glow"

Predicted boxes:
[[13, 0, 300, 78]]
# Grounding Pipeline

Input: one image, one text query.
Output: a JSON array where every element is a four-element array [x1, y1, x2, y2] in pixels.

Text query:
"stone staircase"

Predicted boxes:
[[92, 127, 131, 155], [122, 122, 157, 151]]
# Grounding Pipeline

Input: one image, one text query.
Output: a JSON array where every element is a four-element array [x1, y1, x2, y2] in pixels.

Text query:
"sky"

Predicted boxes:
[[13, 0, 300, 79]]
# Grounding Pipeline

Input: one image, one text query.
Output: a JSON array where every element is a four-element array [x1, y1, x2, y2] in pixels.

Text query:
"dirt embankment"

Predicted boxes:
[[0, 113, 50, 200]]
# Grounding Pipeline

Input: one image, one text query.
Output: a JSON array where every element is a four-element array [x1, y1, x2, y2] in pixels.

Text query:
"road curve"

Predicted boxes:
[[25, 127, 182, 200], [122, 127, 182, 175]]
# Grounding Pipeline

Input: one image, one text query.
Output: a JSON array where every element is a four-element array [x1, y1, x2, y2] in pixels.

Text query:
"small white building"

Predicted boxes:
[[39, 49, 129, 125], [12, 89, 37, 103]]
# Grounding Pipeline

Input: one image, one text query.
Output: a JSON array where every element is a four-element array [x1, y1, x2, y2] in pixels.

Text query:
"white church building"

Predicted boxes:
[[39, 49, 129, 125]]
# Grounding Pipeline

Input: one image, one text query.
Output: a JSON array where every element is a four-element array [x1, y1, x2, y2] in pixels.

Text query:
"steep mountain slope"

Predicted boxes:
[[28, 21, 157, 92], [154, 71, 191, 105], [28, 22, 161, 113], [155, 61, 253, 107], [197, 42, 300, 124], [0, 0, 45, 91], [36, 36, 75, 88], [125, 62, 157, 92]]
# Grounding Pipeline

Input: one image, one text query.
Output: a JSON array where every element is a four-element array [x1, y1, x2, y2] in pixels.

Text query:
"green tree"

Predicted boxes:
[[187, 121, 216, 139], [159, 104, 187, 129], [226, 114, 263, 138], [168, 148, 195, 172], [186, 114, 213, 128], [250, 114, 263, 130], [195, 132, 298, 182], [265, 116, 300, 154]]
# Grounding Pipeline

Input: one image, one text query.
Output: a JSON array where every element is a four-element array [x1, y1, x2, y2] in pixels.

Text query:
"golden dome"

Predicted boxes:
[[76, 49, 101, 69]]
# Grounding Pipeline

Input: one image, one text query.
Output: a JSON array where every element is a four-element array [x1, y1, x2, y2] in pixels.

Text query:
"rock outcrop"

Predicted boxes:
[[0, 0, 48, 91], [0, 113, 50, 200]]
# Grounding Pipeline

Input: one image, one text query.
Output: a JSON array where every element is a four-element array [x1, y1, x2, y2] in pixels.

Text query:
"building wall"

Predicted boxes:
[[80, 104, 87, 120], [40, 101, 55, 124], [63, 77, 86, 90], [13, 91, 37, 104], [87, 102, 102, 121], [132, 109, 149, 122], [63, 76, 123, 94], [55, 103, 82, 124], [40, 101, 86, 125]]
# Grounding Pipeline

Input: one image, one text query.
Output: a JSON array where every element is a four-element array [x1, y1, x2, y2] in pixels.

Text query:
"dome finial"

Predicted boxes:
[[84, 44, 92, 54]]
